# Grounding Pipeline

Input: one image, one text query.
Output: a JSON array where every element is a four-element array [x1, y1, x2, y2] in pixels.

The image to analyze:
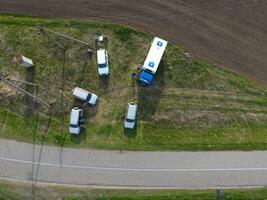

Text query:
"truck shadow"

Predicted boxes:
[[123, 125, 137, 138], [72, 100, 99, 120], [137, 59, 166, 122], [98, 75, 110, 94], [70, 128, 88, 144], [83, 103, 99, 119]]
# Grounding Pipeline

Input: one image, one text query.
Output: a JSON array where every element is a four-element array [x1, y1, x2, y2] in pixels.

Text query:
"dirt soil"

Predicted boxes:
[[1, 0, 267, 85]]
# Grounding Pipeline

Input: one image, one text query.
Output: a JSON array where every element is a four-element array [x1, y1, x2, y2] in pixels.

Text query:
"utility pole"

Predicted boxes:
[[36, 26, 68, 143]]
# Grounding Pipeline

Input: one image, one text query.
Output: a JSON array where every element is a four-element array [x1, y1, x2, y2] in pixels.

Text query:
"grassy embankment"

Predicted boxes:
[[0, 14, 267, 150], [0, 179, 267, 200]]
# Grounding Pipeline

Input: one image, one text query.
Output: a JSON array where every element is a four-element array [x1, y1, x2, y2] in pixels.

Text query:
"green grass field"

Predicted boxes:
[[0, 14, 267, 150], [0, 179, 267, 200]]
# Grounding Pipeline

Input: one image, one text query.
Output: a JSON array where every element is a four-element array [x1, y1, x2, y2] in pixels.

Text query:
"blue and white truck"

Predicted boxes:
[[138, 37, 168, 86]]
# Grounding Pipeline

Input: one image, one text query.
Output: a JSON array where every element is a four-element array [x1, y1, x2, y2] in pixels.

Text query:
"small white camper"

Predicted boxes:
[[14, 55, 33, 68]]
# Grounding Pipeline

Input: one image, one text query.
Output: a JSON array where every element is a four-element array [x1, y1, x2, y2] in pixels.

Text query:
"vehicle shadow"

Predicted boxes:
[[123, 121, 137, 139], [137, 58, 166, 122], [70, 127, 88, 144], [72, 99, 99, 120], [98, 75, 110, 94]]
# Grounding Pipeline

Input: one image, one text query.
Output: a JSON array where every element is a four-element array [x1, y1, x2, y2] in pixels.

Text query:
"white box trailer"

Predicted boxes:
[[14, 55, 33, 68], [139, 37, 168, 85]]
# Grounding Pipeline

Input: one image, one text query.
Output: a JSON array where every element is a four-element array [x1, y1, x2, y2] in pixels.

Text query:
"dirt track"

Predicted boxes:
[[1, 0, 267, 84]]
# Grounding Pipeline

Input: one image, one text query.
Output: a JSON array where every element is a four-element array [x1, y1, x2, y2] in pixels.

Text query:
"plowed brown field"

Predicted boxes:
[[1, 0, 267, 84]]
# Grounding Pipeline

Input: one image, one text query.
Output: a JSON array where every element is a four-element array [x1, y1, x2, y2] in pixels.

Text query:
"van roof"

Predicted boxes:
[[97, 49, 106, 64], [127, 103, 137, 119], [70, 108, 80, 125]]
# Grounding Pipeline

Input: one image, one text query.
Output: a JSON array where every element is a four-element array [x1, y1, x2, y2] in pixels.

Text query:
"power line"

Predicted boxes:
[[1, 76, 51, 108], [37, 24, 92, 47], [5, 77, 39, 86]]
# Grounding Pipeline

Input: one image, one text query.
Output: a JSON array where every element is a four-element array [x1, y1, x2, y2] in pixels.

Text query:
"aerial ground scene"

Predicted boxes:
[[0, 0, 267, 199]]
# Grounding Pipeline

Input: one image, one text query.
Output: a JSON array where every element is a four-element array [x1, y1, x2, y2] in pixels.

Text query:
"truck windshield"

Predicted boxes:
[[98, 63, 106, 68], [126, 118, 135, 123], [70, 124, 78, 128], [85, 93, 92, 102], [139, 78, 149, 85]]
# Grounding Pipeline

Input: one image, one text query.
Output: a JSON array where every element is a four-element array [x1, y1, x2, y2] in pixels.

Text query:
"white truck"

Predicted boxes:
[[72, 87, 98, 106], [97, 49, 109, 76], [138, 37, 168, 86], [124, 102, 138, 129], [69, 107, 84, 135]]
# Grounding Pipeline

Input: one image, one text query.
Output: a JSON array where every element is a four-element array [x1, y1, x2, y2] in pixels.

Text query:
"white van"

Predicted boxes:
[[72, 87, 98, 105], [97, 49, 109, 76], [69, 107, 84, 135], [124, 102, 138, 129]]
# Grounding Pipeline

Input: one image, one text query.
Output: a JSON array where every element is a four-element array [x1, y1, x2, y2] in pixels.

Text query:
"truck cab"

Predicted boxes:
[[139, 70, 154, 86], [69, 107, 84, 135]]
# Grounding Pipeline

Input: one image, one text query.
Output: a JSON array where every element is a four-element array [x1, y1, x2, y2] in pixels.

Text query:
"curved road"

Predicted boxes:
[[1, 0, 267, 85], [0, 139, 267, 188]]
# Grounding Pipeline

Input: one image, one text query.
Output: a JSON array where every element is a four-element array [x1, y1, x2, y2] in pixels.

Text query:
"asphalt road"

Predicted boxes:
[[0, 139, 267, 188], [1, 0, 267, 85]]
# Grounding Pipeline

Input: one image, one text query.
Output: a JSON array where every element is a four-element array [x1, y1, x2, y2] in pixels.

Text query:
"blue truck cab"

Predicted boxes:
[[139, 70, 154, 86]]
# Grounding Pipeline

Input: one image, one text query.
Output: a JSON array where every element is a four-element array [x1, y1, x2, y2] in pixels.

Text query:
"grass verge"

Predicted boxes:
[[0, 179, 267, 200]]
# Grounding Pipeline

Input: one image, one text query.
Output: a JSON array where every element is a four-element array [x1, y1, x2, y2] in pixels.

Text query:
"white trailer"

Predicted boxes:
[[143, 37, 168, 74]]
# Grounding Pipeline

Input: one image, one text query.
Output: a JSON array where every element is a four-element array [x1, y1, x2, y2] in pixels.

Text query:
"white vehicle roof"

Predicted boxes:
[[143, 37, 168, 74], [97, 49, 106, 64], [127, 103, 137, 120], [73, 87, 89, 101], [70, 108, 80, 125]]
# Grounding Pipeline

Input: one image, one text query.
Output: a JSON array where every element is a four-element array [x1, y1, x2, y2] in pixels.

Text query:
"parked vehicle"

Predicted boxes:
[[97, 49, 109, 76], [69, 107, 84, 135], [72, 87, 98, 105], [13, 54, 33, 68], [138, 37, 168, 86], [124, 102, 138, 129]]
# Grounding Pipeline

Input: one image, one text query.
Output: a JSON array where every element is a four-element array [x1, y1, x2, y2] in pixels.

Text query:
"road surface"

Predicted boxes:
[[0, 139, 267, 188], [1, 0, 267, 85]]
